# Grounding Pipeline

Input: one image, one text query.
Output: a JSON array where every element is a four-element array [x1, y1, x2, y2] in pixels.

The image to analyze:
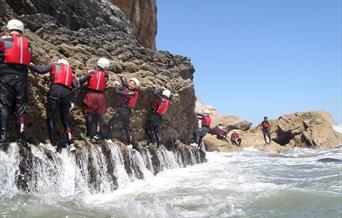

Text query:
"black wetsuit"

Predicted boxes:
[[29, 63, 78, 147], [145, 89, 168, 145], [0, 35, 32, 145], [194, 113, 211, 146], [107, 80, 138, 144]]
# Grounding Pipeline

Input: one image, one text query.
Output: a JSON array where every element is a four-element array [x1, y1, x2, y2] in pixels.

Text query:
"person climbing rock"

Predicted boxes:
[[216, 125, 228, 141], [79, 57, 110, 141], [230, 130, 241, 147], [193, 110, 212, 148], [260, 116, 271, 144], [0, 19, 32, 147], [29, 59, 78, 151], [145, 85, 172, 146], [107, 75, 139, 148]]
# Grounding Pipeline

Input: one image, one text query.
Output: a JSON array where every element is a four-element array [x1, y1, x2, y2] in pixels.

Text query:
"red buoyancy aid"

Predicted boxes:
[[88, 70, 106, 91], [261, 121, 270, 129], [128, 90, 139, 109], [3, 34, 31, 65], [51, 63, 73, 88], [202, 115, 212, 127], [153, 97, 171, 115], [232, 132, 239, 140]]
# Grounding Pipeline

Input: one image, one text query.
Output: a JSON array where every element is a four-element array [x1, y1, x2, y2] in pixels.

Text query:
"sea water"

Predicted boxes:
[[0, 144, 341, 218]]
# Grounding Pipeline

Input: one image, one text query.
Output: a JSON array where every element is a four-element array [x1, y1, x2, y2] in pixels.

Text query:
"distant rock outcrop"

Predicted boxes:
[[197, 99, 341, 152], [271, 111, 342, 148]]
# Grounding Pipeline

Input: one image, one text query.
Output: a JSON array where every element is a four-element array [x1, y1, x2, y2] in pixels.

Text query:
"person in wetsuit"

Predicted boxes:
[[106, 75, 140, 147], [0, 19, 32, 146], [29, 59, 78, 151], [145, 86, 171, 146], [79, 58, 110, 141]]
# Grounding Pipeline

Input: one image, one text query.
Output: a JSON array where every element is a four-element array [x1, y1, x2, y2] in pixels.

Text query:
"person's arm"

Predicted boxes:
[[29, 63, 53, 74], [71, 78, 78, 100], [153, 87, 163, 100], [78, 70, 93, 85], [115, 84, 134, 96]]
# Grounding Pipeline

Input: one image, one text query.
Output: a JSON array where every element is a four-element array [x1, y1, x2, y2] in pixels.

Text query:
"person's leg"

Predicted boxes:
[[0, 75, 14, 143], [107, 112, 120, 139], [14, 76, 28, 145], [47, 91, 60, 146], [86, 112, 97, 139], [266, 129, 271, 144], [60, 91, 73, 144], [123, 114, 131, 145], [262, 129, 268, 144], [145, 116, 156, 143]]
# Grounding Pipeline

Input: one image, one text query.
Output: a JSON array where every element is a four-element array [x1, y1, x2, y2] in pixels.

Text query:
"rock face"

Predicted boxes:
[[0, 0, 197, 146], [111, 0, 157, 50]]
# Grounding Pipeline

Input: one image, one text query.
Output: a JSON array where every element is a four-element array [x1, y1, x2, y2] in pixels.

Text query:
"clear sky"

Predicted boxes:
[[156, 0, 342, 125]]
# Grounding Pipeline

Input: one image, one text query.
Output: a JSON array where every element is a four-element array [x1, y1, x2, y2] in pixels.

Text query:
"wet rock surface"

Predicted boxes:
[[0, 0, 197, 146]]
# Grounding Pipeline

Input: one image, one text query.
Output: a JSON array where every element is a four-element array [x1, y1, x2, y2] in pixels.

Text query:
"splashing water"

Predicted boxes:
[[0, 142, 341, 218]]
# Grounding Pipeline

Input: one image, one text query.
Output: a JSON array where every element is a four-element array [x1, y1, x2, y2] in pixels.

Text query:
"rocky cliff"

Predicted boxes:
[[111, 0, 157, 50], [0, 0, 197, 146]]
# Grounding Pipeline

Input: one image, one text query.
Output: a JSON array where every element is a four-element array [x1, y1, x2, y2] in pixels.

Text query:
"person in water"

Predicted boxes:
[[79, 58, 110, 141], [107, 75, 139, 148], [29, 59, 78, 151], [0, 19, 32, 146], [260, 116, 271, 144], [145, 85, 172, 146]]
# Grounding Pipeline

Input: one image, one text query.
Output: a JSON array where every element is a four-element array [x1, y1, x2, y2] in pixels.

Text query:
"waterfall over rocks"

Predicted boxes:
[[0, 141, 205, 196]]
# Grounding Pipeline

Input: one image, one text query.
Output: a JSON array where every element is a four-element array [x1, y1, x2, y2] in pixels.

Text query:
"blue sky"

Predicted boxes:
[[156, 0, 341, 125]]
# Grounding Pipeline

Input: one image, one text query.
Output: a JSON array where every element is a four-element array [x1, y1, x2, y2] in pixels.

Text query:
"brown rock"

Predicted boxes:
[[111, 0, 157, 50]]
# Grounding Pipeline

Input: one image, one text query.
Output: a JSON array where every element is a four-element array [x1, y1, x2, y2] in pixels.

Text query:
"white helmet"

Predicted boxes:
[[130, 78, 140, 88], [97, 57, 110, 69], [162, 89, 171, 98], [204, 110, 210, 115], [7, 19, 24, 32], [57, 59, 69, 66]]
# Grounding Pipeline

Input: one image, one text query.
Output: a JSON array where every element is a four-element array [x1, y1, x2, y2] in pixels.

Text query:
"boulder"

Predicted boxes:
[[271, 111, 342, 148]]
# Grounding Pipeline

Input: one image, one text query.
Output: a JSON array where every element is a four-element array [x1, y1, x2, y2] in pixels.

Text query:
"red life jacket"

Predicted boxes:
[[3, 34, 31, 65], [88, 70, 106, 91], [232, 132, 239, 140], [202, 115, 212, 127], [153, 97, 171, 115], [261, 121, 270, 129], [51, 63, 73, 88], [128, 90, 139, 109]]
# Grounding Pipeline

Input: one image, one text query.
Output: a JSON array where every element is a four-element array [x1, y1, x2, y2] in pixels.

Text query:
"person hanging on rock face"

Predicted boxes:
[[29, 59, 78, 151], [260, 116, 271, 144], [79, 58, 110, 141], [0, 19, 32, 147], [230, 130, 241, 147], [216, 125, 228, 141], [106, 75, 140, 148], [193, 110, 212, 148], [145, 85, 172, 146]]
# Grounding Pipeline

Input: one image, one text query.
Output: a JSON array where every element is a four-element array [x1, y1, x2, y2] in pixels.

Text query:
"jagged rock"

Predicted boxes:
[[271, 111, 342, 148], [111, 0, 157, 50], [0, 0, 197, 146]]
